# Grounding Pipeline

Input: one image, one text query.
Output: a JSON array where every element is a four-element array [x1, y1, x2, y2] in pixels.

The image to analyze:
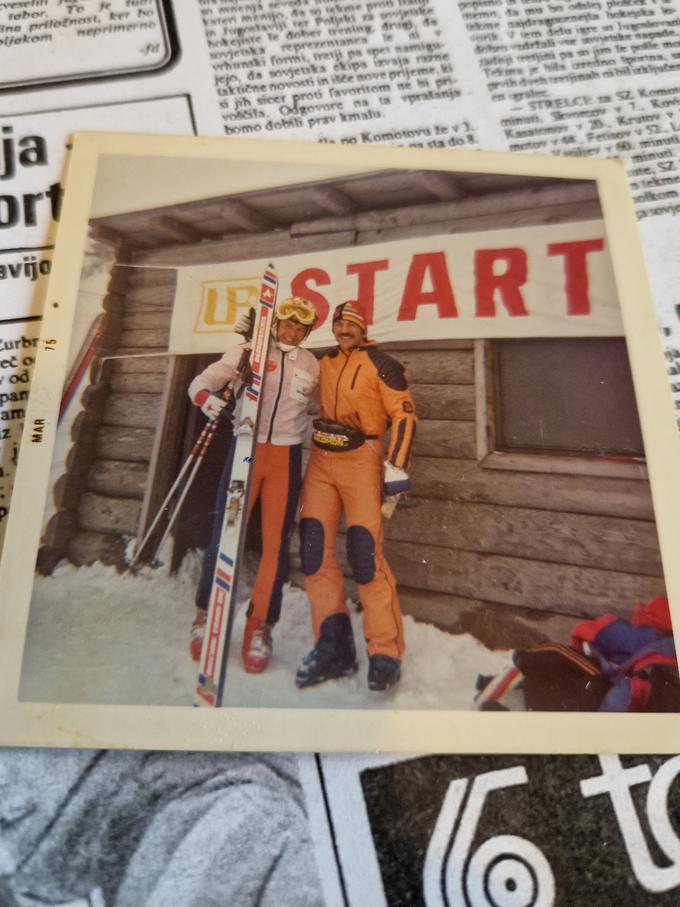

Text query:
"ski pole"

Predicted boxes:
[[148, 347, 254, 565], [132, 313, 255, 571], [147, 420, 218, 565], [129, 419, 214, 568]]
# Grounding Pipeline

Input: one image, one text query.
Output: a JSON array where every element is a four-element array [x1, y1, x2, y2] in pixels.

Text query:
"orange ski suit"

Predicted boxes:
[[299, 342, 417, 659]]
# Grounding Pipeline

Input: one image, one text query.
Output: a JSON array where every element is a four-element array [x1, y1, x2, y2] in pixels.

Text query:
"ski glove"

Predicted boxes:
[[200, 393, 228, 421], [384, 461, 410, 499], [235, 307, 256, 340]]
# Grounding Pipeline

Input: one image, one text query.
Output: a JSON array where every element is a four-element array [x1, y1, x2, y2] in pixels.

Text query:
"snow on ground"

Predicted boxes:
[[20, 556, 512, 710]]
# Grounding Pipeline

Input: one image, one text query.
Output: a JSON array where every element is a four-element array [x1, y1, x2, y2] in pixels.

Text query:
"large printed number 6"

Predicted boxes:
[[423, 766, 555, 907]]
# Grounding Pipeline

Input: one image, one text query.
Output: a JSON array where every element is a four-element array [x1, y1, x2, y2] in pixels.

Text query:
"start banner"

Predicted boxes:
[[170, 219, 621, 354]]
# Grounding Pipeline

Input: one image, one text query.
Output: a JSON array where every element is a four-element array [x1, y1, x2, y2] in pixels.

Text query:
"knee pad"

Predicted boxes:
[[346, 525, 375, 585], [300, 518, 324, 576]]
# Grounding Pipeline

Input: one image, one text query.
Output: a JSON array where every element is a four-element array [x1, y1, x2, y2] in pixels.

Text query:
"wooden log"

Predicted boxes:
[[413, 421, 477, 459], [382, 498, 663, 576], [102, 393, 162, 428], [409, 457, 655, 520], [290, 183, 601, 236], [42, 510, 78, 549], [102, 293, 125, 313], [124, 284, 176, 308], [306, 185, 356, 215], [107, 267, 131, 294], [398, 586, 576, 649], [78, 492, 142, 535], [111, 354, 170, 376], [96, 426, 155, 462], [118, 329, 169, 349], [54, 473, 88, 510], [220, 199, 272, 232], [356, 200, 604, 246], [67, 531, 127, 568], [384, 349, 474, 384], [415, 171, 464, 201], [116, 229, 158, 251], [71, 411, 100, 444], [66, 442, 97, 475], [126, 268, 177, 289], [132, 229, 358, 267], [122, 310, 172, 331], [36, 546, 65, 576], [383, 540, 666, 619], [81, 383, 110, 411], [87, 459, 148, 499], [411, 385, 475, 421], [89, 223, 123, 248], [152, 215, 203, 244], [381, 339, 474, 352], [112, 349, 172, 365], [110, 372, 166, 394]]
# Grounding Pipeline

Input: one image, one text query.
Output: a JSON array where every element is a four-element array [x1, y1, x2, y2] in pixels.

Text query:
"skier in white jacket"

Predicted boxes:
[[188, 297, 319, 673]]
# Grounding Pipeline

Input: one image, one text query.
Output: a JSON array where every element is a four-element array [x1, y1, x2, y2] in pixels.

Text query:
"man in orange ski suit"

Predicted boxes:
[[297, 302, 416, 692]]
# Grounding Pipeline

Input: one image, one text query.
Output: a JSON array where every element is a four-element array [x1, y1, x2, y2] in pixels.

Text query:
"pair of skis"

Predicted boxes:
[[195, 265, 278, 708]]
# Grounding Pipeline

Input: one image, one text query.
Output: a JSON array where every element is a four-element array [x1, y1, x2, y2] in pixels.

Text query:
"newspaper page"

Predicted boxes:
[[301, 751, 680, 905], [2, 2, 680, 904]]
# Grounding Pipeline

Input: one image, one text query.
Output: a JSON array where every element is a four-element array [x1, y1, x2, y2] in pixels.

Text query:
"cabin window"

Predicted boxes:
[[477, 338, 647, 478]]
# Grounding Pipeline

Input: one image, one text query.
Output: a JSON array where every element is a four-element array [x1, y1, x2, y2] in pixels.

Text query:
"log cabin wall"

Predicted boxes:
[[40, 170, 666, 646], [40, 265, 177, 572]]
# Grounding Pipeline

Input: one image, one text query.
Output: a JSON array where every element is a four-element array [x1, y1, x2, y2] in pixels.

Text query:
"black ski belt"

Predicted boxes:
[[312, 419, 376, 452]]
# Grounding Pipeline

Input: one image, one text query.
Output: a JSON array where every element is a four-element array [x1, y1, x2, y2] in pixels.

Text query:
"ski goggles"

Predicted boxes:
[[277, 298, 316, 325]]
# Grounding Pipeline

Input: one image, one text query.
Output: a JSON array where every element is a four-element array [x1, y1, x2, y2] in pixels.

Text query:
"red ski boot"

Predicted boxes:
[[242, 618, 272, 674], [189, 610, 207, 662]]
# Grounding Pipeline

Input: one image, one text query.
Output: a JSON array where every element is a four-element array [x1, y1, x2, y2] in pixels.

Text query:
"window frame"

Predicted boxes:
[[474, 339, 648, 480]]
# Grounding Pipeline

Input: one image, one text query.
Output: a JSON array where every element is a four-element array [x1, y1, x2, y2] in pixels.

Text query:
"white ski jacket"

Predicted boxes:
[[188, 342, 319, 445]]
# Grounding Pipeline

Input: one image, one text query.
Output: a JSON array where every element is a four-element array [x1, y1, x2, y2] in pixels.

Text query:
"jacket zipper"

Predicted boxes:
[[333, 353, 350, 422], [350, 364, 362, 389], [267, 352, 285, 442]]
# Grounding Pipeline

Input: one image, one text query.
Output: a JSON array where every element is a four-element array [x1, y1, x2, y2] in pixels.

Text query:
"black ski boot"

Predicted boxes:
[[295, 613, 358, 688], [368, 654, 401, 691]]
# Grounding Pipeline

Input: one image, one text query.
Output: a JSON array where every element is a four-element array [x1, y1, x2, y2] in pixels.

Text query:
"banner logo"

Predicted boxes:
[[195, 278, 260, 334]]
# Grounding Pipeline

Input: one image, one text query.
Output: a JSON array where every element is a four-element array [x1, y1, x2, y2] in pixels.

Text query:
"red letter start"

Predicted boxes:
[[290, 268, 330, 328], [547, 239, 605, 315], [474, 247, 528, 317], [398, 252, 458, 320], [345, 259, 389, 325]]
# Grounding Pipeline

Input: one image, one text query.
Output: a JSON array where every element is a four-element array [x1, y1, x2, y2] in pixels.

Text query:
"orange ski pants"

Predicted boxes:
[[248, 442, 302, 626], [196, 441, 301, 627], [299, 442, 405, 660]]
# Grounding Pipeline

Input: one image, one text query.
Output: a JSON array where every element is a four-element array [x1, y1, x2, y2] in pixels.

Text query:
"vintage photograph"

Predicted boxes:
[[0, 134, 678, 751]]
